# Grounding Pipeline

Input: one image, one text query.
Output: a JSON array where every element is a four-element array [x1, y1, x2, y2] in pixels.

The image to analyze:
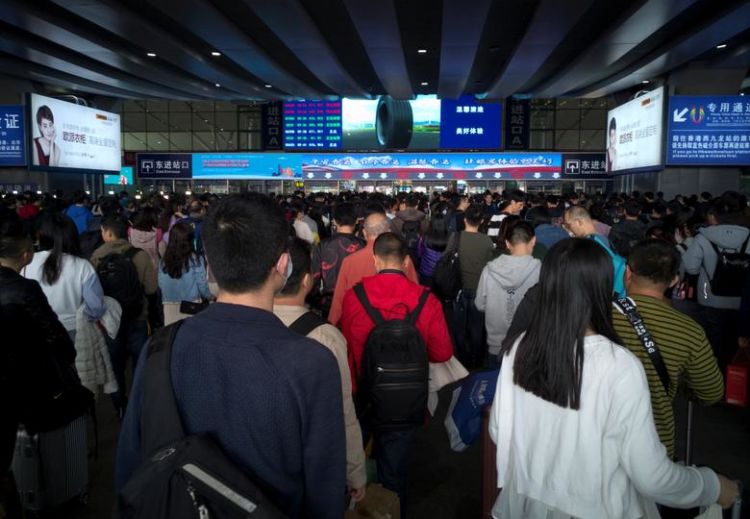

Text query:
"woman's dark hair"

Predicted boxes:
[[36, 105, 54, 126], [609, 117, 616, 133], [506, 238, 621, 410], [132, 207, 158, 232], [425, 207, 449, 251], [37, 213, 82, 285], [162, 222, 196, 279]]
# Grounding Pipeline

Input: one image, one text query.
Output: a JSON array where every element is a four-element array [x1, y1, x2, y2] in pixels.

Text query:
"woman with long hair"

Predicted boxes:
[[22, 213, 105, 338], [489, 238, 737, 517], [416, 203, 450, 286], [158, 222, 212, 325]]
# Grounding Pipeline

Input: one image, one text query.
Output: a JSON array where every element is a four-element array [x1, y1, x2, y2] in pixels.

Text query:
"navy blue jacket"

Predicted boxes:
[[115, 303, 346, 518]]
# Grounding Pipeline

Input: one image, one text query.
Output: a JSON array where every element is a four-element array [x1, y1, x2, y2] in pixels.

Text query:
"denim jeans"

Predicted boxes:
[[374, 428, 416, 517], [451, 289, 486, 369], [107, 319, 149, 412]]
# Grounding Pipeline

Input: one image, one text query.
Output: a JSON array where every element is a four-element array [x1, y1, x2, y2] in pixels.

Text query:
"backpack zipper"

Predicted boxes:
[[376, 366, 423, 373]]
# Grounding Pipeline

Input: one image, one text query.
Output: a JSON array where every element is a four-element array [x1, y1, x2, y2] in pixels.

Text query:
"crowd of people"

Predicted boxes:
[[0, 185, 746, 517]]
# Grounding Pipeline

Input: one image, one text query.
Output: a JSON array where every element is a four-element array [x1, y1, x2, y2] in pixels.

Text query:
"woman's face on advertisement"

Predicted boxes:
[[609, 128, 616, 148], [39, 118, 54, 140]]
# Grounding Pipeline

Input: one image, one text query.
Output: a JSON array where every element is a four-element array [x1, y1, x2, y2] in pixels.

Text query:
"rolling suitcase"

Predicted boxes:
[[12, 415, 88, 511]]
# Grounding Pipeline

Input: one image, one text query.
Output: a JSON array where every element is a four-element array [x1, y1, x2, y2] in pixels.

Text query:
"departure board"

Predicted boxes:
[[283, 100, 342, 150]]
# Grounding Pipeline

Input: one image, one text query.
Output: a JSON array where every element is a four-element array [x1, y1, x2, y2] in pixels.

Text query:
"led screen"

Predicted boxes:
[[605, 86, 664, 173], [28, 93, 121, 172], [283, 100, 342, 150], [104, 166, 133, 186]]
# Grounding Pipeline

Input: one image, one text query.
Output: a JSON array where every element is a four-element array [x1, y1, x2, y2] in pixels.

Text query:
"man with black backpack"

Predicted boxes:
[[682, 191, 750, 372], [340, 232, 453, 514], [90, 216, 157, 417], [392, 194, 427, 250]]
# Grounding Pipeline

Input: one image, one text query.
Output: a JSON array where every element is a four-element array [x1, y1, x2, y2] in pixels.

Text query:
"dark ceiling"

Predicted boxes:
[[1, 0, 749, 102]]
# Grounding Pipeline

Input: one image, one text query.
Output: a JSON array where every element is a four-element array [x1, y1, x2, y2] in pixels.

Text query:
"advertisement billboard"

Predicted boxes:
[[104, 166, 133, 186], [439, 95, 502, 149], [137, 153, 192, 179], [0, 105, 25, 166], [193, 153, 302, 179], [667, 95, 750, 165], [605, 86, 664, 173], [28, 93, 121, 172]]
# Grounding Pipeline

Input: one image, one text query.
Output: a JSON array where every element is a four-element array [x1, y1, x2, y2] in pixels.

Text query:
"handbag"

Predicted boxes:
[[179, 299, 210, 315], [433, 232, 462, 300]]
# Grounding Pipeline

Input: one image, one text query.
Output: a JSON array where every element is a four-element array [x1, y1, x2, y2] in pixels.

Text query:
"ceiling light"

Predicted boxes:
[[716, 43, 727, 49], [421, 81, 429, 86], [211, 51, 221, 57], [108, 190, 115, 195], [641, 80, 650, 84], [417, 49, 427, 54], [146, 52, 157, 57], [741, 93, 746, 96], [265, 84, 272, 88], [215, 83, 221, 87]]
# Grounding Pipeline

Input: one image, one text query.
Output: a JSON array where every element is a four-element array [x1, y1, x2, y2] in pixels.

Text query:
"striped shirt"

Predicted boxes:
[[612, 295, 724, 458]]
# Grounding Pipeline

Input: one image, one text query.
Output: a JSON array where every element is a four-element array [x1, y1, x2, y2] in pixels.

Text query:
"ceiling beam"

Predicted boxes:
[[343, 0, 414, 99], [480, 0, 595, 99], [438, 0, 492, 99]]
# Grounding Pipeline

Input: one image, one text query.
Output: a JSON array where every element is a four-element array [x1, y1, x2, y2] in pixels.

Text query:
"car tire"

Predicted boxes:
[[375, 96, 413, 148]]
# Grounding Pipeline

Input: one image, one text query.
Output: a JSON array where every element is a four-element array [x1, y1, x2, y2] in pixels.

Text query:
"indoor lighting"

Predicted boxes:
[[147, 52, 157, 57], [134, 194, 142, 200], [159, 191, 164, 195], [641, 80, 650, 84], [163, 195, 170, 200], [421, 82, 429, 86], [265, 84, 272, 88], [185, 190, 192, 196], [741, 93, 746, 96], [211, 51, 221, 57], [107, 190, 115, 195], [36, 190, 42, 195], [12, 190, 18, 195], [716, 43, 727, 49], [85, 190, 90, 195], [215, 83, 221, 87], [417, 49, 427, 54]]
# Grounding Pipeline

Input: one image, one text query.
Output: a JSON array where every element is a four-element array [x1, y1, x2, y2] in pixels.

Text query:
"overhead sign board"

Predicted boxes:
[[667, 95, 750, 165]]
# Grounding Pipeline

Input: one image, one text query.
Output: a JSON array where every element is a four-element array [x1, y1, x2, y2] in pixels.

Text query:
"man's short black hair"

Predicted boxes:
[[101, 215, 128, 239], [505, 220, 535, 245], [505, 189, 526, 203], [363, 201, 386, 218], [73, 190, 86, 205], [527, 206, 552, 228], [627, 239, 680, 286], [278, 237, 312, 296], [373, 232, 408, 263], [333, 202, 357, 227], [406, 194, 419, 208], [0, 217, 31, 260], [203, 193, 289, 293], [624, 200, 642, 218], [465, 204, 484, 227]]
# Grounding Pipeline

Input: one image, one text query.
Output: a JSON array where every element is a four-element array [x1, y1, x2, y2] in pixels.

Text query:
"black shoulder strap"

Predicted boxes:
[[353, 283, 385, 325], [141, 321, 186, 455], [408, 289, 431, 325], [289, 311, 327, 336], [613, 297, 670, 394], [124, 246, 140, 261]]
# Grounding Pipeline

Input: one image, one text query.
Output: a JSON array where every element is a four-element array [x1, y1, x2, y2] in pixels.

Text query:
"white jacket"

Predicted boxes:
[[490, 334, 719, 518], [74, 296, 121, 397]]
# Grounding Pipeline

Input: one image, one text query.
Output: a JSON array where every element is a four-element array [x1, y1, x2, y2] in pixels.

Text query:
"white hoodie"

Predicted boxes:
[[475, 254, 541, 354]]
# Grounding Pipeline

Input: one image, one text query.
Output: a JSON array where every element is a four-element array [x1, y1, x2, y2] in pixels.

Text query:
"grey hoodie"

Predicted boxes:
[[682, 224, 750, 309], [475, 254, 541, 354]]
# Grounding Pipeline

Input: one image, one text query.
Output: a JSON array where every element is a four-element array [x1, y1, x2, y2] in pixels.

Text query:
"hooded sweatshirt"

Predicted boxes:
[[64, 204, 93, 235], [682, 224, 750, 310], [393, 208, 428, 235], [128, 228, 161, 270], [475, 254, 541, 354]]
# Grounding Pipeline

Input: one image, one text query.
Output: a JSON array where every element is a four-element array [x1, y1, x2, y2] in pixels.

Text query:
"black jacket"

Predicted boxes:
[[0, 266, 74, 471]]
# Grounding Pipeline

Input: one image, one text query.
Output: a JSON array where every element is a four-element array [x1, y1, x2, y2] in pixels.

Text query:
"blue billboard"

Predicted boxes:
[[0, 105, 25, 166], [667, 96, 750, 165], [138, 153, 192, 179], [440, 96, 502, 149], [193, 153, 303, 179], [104, 166, 134, 186]]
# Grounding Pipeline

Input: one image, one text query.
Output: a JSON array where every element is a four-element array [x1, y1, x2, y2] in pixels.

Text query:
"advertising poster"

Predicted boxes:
[[137, 153, 192, 179], [28, 93, 121, 172], [605, 86, 664, 173], [667, 95, 750, 165], [439, 95, 502, 149], [0, 105, 25, 166], [104, 166, 134, 186], [193, 153, 302, 179], [283, 100, 342, 150]]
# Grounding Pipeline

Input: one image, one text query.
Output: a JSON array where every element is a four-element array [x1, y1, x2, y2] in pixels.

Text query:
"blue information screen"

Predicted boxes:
[[439, 96, 502, 149], [193, 153, 302, 179], [0, 105, 25, 166], [283, 100, 342, 150], [104, 166, 133, 186], [667, 96, 750, 165]]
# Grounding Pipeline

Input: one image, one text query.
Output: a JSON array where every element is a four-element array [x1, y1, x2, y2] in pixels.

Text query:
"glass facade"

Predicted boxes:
[[529, 97, 611, 151]]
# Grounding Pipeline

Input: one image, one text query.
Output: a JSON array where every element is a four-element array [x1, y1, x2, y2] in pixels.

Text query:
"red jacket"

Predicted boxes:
[[340, 270, 453, 393]]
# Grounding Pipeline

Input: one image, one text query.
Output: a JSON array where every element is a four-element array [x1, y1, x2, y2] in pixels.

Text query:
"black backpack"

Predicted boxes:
[[97, 247, 144, 321], [288, 312, 327, 337], [401, 220, 422, 251], [705, 234, 750, 297], [118, 322, 287, 519], [433, 232, 462, 300], [353, 284, 430, 431]]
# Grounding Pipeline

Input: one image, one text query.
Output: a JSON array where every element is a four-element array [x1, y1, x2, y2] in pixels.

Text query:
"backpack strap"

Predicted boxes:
[[140, 321, 186, 455], [353, 283, 385, 326], [289, 311, 327, 337], [408, 289, 431, 325], [124, 246, 141, 261], [612, 297, 670, 394]]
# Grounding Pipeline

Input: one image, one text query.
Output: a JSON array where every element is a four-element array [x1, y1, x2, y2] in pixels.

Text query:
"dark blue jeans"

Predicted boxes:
[[375, 428, 415, 517], [107, 319, 149, 412], [451, 289, 486, 369]]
